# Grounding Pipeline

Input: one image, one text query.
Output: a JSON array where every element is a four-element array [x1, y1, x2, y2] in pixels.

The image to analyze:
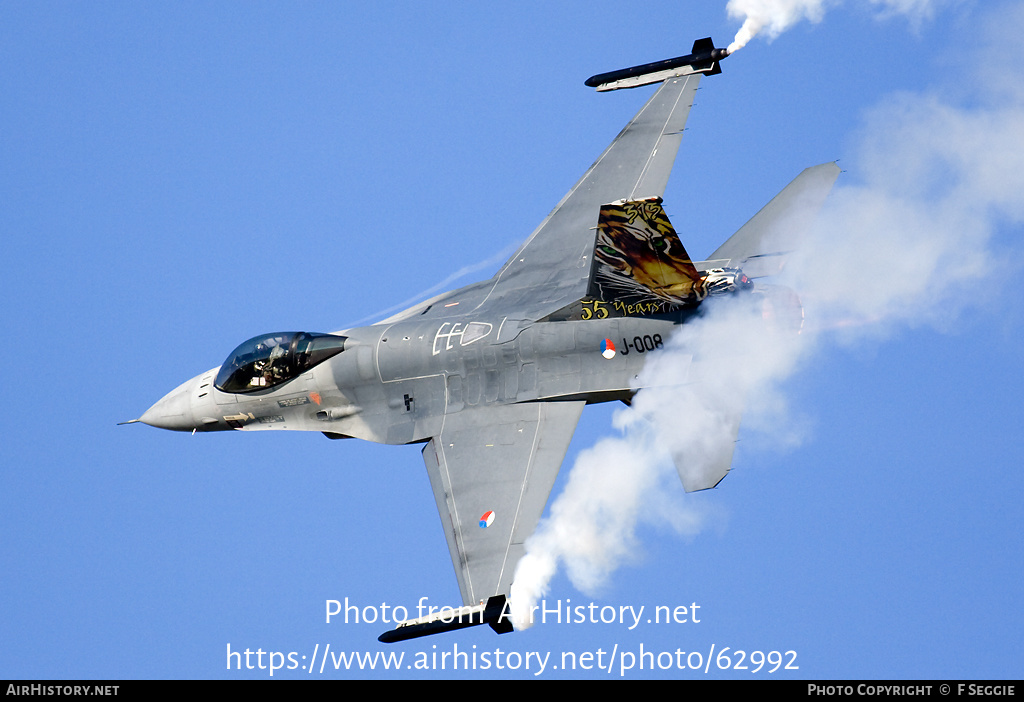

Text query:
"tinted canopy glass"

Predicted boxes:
[[215, 332, 347, 394]]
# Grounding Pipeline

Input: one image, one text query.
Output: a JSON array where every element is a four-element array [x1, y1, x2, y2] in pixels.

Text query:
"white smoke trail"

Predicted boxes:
[[794, 94, 1024, 334], [511, 290, 808, 629], [726, 0, 828, 53], [725, 0, 946, 54], [511, 6, 1023, 630]]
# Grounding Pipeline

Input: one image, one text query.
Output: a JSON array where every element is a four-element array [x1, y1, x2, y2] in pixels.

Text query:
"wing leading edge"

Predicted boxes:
[[473, 73, 704, 321]]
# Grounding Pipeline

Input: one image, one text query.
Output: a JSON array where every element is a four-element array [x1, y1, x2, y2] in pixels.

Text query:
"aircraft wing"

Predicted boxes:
[[475, 74, 704, 321], [421, 400, 585, 606]]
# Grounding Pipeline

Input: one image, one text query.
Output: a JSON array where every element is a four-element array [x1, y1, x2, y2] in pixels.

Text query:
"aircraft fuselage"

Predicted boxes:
[[141, 311, 692, 443]]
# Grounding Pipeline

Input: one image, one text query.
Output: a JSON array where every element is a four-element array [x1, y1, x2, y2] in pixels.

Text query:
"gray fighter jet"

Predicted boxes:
[[130, 39, 839, 641]]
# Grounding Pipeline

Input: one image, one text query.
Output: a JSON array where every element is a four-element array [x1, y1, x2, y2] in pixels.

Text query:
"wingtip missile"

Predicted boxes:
[[585, 37, 729, 91], [378, 595, 514, 644]]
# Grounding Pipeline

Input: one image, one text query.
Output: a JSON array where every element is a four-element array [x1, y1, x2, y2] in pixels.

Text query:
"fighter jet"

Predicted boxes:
[[130, 38, 839, 642]]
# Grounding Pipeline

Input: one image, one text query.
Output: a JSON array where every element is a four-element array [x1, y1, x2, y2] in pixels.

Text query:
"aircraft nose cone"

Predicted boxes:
[[140, 378, 196, 431]]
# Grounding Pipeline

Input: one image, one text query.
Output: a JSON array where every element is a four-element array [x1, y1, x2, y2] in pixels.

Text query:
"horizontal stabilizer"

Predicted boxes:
[[671, 410, 741, 492], [702, 162, 840, 277]]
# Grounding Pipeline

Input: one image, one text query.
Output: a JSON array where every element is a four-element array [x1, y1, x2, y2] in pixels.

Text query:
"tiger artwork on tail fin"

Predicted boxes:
[[588, 197, 707, 307], [539, 197, 725, 322]]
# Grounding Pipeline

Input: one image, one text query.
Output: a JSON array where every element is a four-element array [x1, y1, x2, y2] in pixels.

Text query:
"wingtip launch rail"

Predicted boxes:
[[585, 37, 729, 91], [378, 595, 514, 644]]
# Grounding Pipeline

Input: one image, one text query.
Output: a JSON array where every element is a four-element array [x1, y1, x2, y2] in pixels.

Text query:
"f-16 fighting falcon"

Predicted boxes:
[[126, 38, 839, 642]]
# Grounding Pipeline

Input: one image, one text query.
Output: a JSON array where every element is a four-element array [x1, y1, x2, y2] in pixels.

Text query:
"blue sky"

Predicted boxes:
[[2, 1, 1021, 680]]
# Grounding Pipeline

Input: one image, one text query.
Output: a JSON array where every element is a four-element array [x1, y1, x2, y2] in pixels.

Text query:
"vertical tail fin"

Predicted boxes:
[[587, 197, 707, 307]]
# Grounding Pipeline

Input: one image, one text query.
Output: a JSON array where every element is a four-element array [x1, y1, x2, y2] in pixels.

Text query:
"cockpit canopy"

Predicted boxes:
[[214, 331, 347, 394]]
